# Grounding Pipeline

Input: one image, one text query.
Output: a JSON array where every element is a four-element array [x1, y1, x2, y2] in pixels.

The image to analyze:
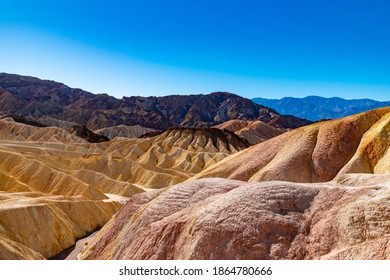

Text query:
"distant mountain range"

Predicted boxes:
[[0, 73, 311, 130], [252, 96, 390, 121]]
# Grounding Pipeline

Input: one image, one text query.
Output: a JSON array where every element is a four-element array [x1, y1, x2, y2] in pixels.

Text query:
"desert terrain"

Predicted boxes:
[[0, 74, 389, 260]]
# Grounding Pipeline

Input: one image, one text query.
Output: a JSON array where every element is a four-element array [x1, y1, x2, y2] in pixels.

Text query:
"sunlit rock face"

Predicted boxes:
[[0, 119, 250, 259], [193, 107, 390, 183], [79, 177, 390, 260], [213, 119, 285, 145]]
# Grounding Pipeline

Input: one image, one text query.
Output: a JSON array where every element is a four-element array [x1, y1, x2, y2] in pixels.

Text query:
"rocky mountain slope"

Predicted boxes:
[[253, 95, 390, 121], [193, 107, 390, 183], [213, 119, 285, 145], [0, 193, 120, 259], [94, 125, 159, 139], [0, 73, 311, 130], [83, 128, 249, 188], [0, 118, 248, 192]]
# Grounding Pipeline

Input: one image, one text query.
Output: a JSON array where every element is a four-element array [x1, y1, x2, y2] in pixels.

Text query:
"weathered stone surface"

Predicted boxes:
[[79, 178, 390, 260], [0, 237, 45, 260]]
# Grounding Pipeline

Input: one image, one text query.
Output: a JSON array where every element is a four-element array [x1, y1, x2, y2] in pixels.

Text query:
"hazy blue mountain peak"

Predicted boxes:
[[252, 96, 390, 121]]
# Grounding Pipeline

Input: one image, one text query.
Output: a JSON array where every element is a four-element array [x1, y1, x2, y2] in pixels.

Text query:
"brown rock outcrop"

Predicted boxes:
[[0, 237, 45, 260]]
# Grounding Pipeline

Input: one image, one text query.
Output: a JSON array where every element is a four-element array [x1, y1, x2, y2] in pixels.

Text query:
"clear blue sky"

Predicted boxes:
[[1, 0, 389, 100]]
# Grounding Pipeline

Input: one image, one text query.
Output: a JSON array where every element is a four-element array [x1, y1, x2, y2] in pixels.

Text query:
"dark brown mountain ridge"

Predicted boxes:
[[0, 73, 312, 130]]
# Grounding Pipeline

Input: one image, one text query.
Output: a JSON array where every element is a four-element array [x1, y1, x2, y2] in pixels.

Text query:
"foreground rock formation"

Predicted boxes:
[[79, 177, 390, 260], [193, 107, 390, 182]]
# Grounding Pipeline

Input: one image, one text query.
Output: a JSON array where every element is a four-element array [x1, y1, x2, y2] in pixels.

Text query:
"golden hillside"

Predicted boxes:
[[0, 119, 248, 192], [0, 119, 250, 259], [64, 127, 249, 188], [213, 119, 285, 144], [0, 192, 120, 259], [193, 107, 390, 183], [94, 124, 158, 139], [2, 106, 389, 260]]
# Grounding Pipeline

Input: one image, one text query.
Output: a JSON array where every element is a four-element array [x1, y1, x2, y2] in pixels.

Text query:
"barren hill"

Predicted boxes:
[[0, 118, 250, 259], [94, 125, 159, 139], [213, 119, 285, 144], [1, 102, 389, 260], [0, 118, 248, 193], [79, 127, 250, 188], [193, 107, 390, 183], [0, 73, 311, 130]]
